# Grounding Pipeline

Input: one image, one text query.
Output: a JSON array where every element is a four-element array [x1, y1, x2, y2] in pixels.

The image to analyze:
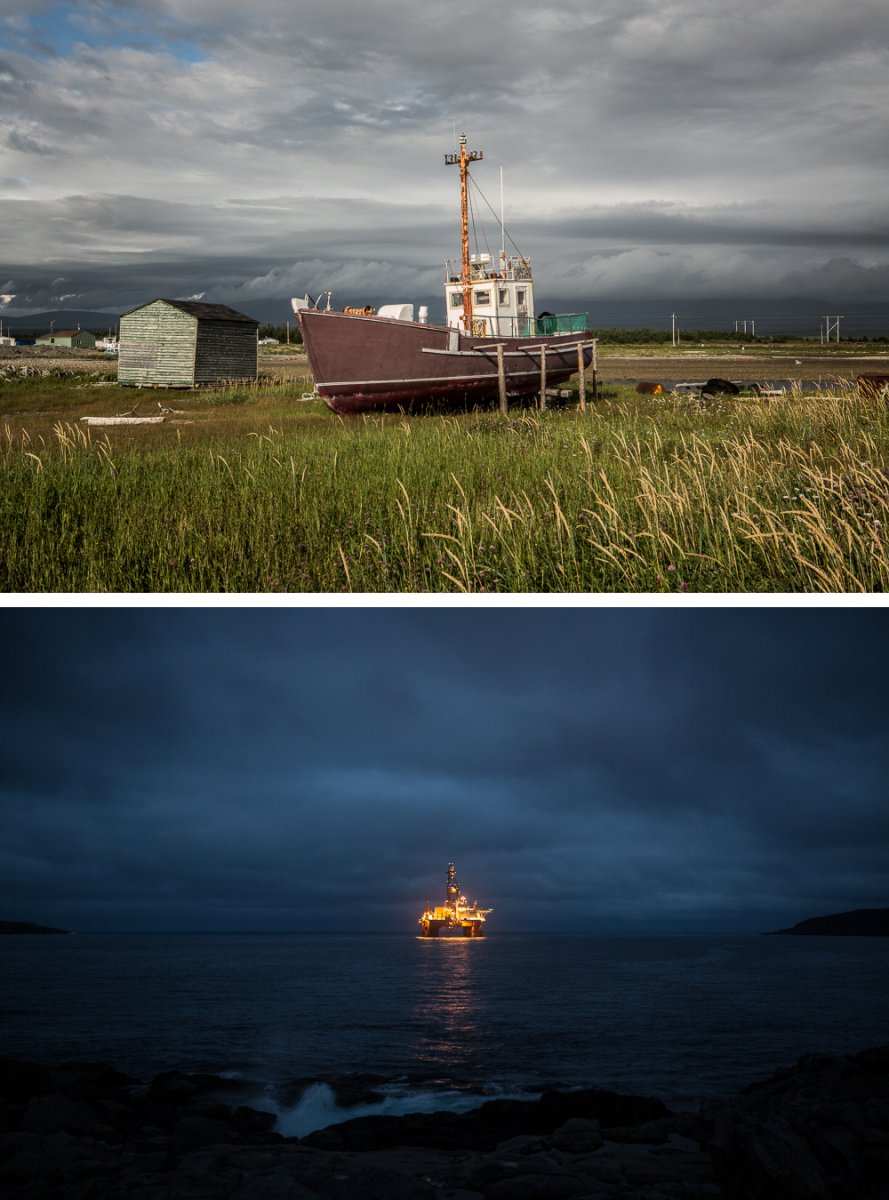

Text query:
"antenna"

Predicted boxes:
[[500, 166, 505, 261]]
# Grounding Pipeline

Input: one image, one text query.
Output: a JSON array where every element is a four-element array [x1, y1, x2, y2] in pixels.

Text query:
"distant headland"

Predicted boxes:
[[0, 920, 70, 935], [768, 907, 889, 936]]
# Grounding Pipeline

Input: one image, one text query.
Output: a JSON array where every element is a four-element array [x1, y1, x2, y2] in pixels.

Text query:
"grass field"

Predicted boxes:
[[1, 359, 888, 593]]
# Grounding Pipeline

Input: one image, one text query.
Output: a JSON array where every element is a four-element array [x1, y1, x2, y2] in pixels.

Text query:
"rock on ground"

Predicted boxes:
[[1, 1047, 887, 1198]]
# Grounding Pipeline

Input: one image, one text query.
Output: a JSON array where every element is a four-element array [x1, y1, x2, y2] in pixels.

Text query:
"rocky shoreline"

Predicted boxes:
[[2, 1047, 888, 1198]]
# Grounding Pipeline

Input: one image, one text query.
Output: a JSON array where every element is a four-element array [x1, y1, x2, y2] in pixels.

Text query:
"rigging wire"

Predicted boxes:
[[468, 184, 481, 262], [468, 174, 525, 261], [471, 183, 495, 265]]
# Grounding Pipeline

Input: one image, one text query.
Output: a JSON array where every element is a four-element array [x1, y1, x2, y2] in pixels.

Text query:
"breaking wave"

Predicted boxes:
[[274, 1081, 533, 1139]]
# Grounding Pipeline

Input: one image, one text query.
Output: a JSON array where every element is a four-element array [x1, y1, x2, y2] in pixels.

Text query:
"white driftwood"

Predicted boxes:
[[80, 415, 166, 426]]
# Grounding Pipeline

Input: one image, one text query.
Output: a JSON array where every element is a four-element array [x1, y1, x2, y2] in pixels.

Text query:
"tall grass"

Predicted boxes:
[[2, 385, 888, 592]]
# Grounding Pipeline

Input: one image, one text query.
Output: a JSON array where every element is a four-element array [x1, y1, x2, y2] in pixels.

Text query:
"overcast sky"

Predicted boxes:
[[2, 607, 886, 934], [1, 0, 888, 322]]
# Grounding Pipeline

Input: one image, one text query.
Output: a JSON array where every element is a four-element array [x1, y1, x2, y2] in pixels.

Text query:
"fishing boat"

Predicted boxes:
[[293, 135, 595, 414]]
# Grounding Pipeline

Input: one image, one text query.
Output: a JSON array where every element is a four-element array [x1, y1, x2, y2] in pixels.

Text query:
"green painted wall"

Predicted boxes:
[[35, 331, 96, 349], [118, 301, 197, 387], [118, 300, 258, 387]]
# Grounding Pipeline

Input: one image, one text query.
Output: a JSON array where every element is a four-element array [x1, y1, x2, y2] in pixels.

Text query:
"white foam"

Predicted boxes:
[[274, 1082, 535, 1139]]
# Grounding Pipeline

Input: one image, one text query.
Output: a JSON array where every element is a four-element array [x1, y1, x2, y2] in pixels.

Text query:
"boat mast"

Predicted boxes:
[[445, 132, 483, 333]]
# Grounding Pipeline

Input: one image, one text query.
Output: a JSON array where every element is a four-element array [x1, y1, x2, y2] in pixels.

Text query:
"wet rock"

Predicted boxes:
[[601, 1118, 671, 1144], [0, 1061, 52, 1105], [485, 1173, 590, 1199], [707, 1045, 889, 1199], [233, 1104, 279, 1133], [172, 1113, 242, 1154], [304, 1109, 471, 1151], [550, 1118, 604, 1154], [148, 1070, 201, 1105], [22, 1091, 115, 1139], [2, 1049, 887, 1200], [493, 1133, 551, 1156]]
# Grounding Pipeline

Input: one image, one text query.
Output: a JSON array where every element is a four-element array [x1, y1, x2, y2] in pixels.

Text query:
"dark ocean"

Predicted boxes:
[[3, 933, 887, 1134]]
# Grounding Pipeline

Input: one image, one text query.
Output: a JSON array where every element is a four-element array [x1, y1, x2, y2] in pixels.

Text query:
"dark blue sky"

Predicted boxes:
[[2, 607, 887, 933]]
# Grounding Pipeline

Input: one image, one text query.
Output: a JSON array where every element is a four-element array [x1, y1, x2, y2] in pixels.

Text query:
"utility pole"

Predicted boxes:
[[823, 315, 843, 343], [671, 313, 677, 347]]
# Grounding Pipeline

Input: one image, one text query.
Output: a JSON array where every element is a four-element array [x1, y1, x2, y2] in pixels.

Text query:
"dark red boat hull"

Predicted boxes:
[[297, 309, 594, 414]]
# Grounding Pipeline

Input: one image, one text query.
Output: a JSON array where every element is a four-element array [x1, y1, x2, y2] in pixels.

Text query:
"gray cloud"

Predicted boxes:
[[0, 1, 887, 317]]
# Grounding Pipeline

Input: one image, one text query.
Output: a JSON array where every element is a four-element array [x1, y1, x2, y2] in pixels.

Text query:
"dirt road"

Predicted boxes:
[[262, 349, 887, 386], [591, 352, 889, 384]]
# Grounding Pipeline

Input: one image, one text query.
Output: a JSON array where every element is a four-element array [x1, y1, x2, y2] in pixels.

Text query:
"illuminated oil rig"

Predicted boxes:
[[419, 863, 492, 938]]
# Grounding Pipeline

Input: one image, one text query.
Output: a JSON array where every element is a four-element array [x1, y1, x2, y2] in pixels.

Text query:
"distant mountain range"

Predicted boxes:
[[1, 309, 124, 335], [0, 920, 70, 935], [768, 908, 889, 936], [1, 302, 290, 334]]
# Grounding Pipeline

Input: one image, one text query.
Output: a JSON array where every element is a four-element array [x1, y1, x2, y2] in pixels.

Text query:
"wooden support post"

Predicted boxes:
[[496, 344, 507, 414], [591, 338, 598, 402], [538, 344, 547, 411], [577, 342, 586, 412]]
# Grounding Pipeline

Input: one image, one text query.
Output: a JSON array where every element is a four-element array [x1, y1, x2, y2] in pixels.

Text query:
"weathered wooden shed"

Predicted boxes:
[[118, 299, 258, 387]]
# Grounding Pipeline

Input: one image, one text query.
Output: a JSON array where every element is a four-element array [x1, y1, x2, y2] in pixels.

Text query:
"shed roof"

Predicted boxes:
[[121, 299, 259, 325], [38, 329, 88, 338]]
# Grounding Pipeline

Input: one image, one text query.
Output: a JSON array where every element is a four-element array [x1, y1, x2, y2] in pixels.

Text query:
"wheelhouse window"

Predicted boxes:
[[516, 289, 526, 305], [499, 288, 509, 305], [450, 293, 463, 308], [474, 290, 491, 307]]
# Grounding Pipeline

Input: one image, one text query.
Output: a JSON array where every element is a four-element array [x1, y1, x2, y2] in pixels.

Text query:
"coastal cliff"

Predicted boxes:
[[0, 921, 70, 936], [769, 908, 889, 936]]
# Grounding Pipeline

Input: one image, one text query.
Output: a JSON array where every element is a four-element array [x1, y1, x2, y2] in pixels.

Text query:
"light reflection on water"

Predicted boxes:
[[412, 937, 483, 1069], [3, 933, 887, 1107]]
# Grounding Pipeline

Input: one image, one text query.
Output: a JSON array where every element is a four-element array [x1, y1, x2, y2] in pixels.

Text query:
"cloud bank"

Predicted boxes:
[[1, 1, 888, 319]]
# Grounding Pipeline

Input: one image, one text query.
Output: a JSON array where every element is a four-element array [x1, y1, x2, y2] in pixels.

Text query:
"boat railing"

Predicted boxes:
[[536, 312, 590, 336], [444, 254, 534, 283]]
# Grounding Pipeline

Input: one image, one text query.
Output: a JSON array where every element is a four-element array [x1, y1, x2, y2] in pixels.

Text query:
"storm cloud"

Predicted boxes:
[[1, 0, 888, 320], [2, 608, 887, 934]]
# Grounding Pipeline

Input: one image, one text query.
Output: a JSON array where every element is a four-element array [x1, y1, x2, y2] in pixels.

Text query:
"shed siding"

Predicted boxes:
[[194, 320, 257, 384], [119, 301, 197, 387]]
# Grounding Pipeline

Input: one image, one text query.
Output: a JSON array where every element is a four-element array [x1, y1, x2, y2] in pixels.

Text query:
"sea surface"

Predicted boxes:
[[3, 933, 887, 1133]]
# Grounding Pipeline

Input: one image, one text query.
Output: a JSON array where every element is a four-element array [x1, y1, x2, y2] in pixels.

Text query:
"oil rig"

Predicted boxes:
[[419, 863, 492, 937]]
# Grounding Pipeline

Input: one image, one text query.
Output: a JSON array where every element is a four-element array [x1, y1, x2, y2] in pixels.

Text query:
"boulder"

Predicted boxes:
[[0, 1061, 52, 1105], [22, 1091, 115, 1139], [707, 1045, 889, 1199], [172, 1113, 241, 1154], [550, 1118, 604, 1154]]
